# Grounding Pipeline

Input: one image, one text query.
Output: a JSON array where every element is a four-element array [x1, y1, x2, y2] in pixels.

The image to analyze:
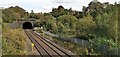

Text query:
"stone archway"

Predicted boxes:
[[22, 22, 32, 29]]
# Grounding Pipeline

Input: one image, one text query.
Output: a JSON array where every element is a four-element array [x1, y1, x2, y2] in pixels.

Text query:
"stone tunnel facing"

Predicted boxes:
[[22, 22, 32, 29]]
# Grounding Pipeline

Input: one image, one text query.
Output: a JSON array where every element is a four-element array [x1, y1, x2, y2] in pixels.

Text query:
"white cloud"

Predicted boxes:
[[0, 0, 119, 13]]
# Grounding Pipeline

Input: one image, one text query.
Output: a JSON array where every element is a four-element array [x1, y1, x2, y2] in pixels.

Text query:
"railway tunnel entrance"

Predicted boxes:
[[22, 22, 33, 29]]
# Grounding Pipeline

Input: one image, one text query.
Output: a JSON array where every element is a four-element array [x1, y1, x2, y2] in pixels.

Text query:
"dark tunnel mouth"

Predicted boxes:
[[22, 22, 32, 29]]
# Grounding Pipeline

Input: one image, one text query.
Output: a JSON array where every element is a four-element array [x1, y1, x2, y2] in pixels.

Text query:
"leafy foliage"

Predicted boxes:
[[76, 15, 96, 39], [2, 6, 27, 22], [2, 1, 120, 55], [56, 15, 77, 36]]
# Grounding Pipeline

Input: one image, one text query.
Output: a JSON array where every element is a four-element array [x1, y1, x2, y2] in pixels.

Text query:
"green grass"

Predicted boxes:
[[2, 23, 28, 55]]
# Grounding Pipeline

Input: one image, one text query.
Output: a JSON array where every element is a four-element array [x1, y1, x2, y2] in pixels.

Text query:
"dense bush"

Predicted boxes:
[[56, 15, 77, 35]]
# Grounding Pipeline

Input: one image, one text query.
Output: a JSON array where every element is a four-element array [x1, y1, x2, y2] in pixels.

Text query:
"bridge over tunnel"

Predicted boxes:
[[22, 22, 33, 29]]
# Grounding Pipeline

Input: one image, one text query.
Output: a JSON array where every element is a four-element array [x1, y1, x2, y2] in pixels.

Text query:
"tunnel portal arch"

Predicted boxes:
[[22, 22, 33, 29]]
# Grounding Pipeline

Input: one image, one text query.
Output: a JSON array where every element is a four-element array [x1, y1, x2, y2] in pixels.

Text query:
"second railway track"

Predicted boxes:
[[24, 29, 77, 57]]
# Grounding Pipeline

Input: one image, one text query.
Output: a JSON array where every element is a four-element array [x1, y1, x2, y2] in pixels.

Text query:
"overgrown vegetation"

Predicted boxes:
[[2, 23, 28, 55], [2, 0, 120, 55]]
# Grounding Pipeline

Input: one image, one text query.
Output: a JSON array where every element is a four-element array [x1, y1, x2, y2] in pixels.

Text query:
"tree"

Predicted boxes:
[[95, 8, 118, 41], [51, 8, 59, 17], [57, 15, 77, 30], [76, 15, 96, 39], [58, 5, 65, 13], [36, 13, 44, 19], [57, 15, 77, 35], [51, 5, 68, 18], [92, 0, 98, 2], [2, 6, 27, 23], [8, 6, 26, 18], [87, 1, 103, 18], [42, 15, 57, 33]]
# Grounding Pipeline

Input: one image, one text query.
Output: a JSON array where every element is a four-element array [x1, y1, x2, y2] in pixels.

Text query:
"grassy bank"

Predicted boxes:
[[2, 23, 28, 55]]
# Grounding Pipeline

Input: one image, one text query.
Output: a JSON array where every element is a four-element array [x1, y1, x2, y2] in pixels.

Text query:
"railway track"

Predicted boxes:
[[24, 29, 78, 57]]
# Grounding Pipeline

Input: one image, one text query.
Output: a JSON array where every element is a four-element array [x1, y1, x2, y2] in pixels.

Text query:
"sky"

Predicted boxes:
[[0, 0, 119, 13]]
